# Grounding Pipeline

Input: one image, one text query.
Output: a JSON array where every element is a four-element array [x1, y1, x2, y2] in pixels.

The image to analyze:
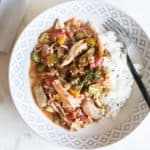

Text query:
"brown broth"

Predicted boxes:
[[29, 62, 54, 122]]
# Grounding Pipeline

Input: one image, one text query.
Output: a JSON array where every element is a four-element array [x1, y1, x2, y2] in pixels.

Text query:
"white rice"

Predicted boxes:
[[99, 31, 133, 117]]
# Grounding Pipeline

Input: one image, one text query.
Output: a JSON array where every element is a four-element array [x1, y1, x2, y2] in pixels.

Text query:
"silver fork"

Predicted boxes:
[[103, 18, 150, 108]]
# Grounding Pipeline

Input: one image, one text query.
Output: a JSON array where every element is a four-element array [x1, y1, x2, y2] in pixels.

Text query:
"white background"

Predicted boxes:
[[0, 0, 149, 150]]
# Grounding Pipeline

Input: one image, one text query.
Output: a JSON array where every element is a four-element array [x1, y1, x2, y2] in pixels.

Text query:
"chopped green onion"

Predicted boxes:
[[39, 32, 50, 44], [88, 55, 95, 63], [47, 54, 58, 65], [31, 51, 40, 63], [79, 57, 87, 64], [37, 63, 46, 72]]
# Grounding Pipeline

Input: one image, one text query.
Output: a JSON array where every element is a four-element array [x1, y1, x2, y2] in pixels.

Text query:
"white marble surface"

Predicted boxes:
[[0, 0, 149, 150]]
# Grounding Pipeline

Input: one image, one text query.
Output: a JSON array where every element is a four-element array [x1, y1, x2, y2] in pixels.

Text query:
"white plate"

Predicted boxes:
[[9, 0, 150, 149]]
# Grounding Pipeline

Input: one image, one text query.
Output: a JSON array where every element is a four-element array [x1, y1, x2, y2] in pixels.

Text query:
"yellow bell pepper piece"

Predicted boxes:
[[57, 34, 65, 45], [69, 88, 80, 96], [53, 94, 61, 101], [86, 37, 96, 47]]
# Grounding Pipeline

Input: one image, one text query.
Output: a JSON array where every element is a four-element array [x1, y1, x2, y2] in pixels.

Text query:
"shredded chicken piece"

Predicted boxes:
[[61, 40, 88, 66], [52, 80, 82, 108], [33, 85, 47, 107], [82, 100, 102, 120]]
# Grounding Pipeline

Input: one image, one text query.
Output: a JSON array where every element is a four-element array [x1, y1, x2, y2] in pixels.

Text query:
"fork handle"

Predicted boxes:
[[127, 54, 150, 108]]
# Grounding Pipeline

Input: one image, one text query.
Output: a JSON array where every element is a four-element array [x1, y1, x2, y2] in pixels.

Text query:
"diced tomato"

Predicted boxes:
[[43, 76, 57, 86], [79, 115, 87, 121], [95, 55, 103, 66], [50, 30, 64, 38], [89, 63, 96, 69], [43, 78, 51, 86], [66, 111, 76, 121], [66, 31, 74, 37], [89, 55, 103, 69]]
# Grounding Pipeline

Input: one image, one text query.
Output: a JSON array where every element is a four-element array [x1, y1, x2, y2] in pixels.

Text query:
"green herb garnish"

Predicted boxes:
[[78, 70, 96, 90]]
